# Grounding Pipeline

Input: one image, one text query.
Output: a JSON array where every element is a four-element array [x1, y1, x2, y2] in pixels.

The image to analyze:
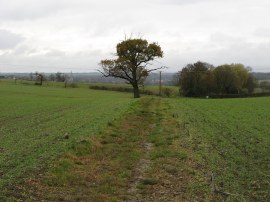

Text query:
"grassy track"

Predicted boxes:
[[22, 97, 198, 201], [0, 82, 134, 200], [24, 97, 163, 201], [29, 97, 269, 201], [1, 80, 269, 201]]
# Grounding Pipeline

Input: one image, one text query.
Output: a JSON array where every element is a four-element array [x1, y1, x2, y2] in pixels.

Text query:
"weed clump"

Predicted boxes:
[[140, 178, 158, 185]]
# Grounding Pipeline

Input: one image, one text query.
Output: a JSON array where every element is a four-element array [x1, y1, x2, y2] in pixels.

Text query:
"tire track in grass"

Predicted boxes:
[[6, 97, 225, 201], [21, 97, 216, 201], [21, 97, 162, 201], [125, 142, 153, 201]]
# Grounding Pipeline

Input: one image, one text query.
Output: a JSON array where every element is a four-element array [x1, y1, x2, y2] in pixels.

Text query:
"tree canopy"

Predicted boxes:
[[99, 38, 163, 98], [177, 62, 256, 97], [34, 72, 46, 85], [178, 61, 214, 96]]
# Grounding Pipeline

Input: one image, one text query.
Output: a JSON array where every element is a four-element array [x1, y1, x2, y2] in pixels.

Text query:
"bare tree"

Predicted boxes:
[[35, 72, 46, 85]]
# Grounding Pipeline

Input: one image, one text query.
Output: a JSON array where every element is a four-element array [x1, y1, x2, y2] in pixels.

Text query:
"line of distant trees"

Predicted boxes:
[[29, 72, 72, 87], [260, 81, 270, 91], [175, 61, 258, 97], [30, 72, 68, 83]]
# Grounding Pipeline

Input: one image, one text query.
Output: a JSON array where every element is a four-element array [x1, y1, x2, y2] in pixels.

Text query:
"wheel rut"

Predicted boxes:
[[126, 142, 153, 202]]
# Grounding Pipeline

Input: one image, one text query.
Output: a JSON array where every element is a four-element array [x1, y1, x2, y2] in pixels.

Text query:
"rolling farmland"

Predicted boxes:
[[0, 80, 269, 201], [168, 97, 270, 201], [0, 81, 134, 199]]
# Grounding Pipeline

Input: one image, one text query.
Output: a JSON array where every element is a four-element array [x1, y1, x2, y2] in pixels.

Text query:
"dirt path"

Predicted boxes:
[[125, 142, 153, 201], [21, 98, 162, 201], [20, 97, 212, 201]]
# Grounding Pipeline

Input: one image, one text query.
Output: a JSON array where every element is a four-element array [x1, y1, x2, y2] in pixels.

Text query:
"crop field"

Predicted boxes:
[[0, 79, 269, 201], [0, 80, 134, 199], [3, 79, 180, 97], [168, 97, 270, 201]]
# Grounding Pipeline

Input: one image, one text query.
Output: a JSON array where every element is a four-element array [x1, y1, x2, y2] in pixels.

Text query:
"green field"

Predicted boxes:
[[0, 81, 135, 199], [2, 79, 180, 97], [0, 80, 269, 201], [168, 97, 270, 201]]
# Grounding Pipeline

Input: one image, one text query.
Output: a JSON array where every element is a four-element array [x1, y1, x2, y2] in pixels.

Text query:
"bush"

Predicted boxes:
[[66, 83, 78, 88], [177, 62, 255, 97], [89, 85, 133, 92], [208, 92, 270, 98], [89, 85, 160, 96], [141, 89, 155, 95], [260, 81, 270, 91], [162, 88, 173, 97]]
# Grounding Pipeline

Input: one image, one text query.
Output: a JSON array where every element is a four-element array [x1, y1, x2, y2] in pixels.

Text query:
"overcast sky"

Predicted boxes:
[[0, 0, 270, 73]]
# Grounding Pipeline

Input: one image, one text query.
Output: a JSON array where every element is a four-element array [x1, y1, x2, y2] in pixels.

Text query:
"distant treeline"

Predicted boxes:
[[207, 92, 270, 98], [1, 71, 270, 85], [0, 72, 175, 86], [89, 85, 156, 96], [175, 61, 268, 97], [1, 68, 270, 98], [252, 72, 270, 80]]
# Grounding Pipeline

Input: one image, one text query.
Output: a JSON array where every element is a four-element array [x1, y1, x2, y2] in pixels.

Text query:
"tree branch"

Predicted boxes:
[[97, 69, 132, 83], [97, 69, 108, 77], [147, 66, 168, 73], [118, 66, 133, 81]]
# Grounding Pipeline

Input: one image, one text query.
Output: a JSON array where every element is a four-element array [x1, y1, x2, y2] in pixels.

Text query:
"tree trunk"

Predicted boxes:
[[133, 85, 140, 98]]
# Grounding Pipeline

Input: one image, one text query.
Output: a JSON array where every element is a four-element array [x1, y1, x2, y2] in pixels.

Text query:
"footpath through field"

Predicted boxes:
[[22, 97, 210, 201]]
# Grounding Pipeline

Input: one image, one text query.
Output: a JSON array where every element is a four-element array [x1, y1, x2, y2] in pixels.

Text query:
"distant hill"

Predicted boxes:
[[0, 72, 176, 86], [1, 72, 269, 85], [252, 72, 270, 80]]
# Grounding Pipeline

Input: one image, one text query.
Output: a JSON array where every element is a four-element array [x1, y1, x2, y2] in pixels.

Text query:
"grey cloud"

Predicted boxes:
[[209, 33, 252, 49], [0, 0, 137, 22], [0, 0, 68, 21], [0, 48, 106, 72], [12, 45, 38, 56], [158, 0, 214, 6], [0, 0, 270, 72], [0, 29, 25, 49], [45, 49, 66, 57], [253, 28, 270, 38], [174, 43, 270, 70]]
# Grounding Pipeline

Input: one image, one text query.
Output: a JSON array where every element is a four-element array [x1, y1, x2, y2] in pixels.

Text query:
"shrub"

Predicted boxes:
[[66, 83, 78, 88], [162, 88, 173, 97]]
